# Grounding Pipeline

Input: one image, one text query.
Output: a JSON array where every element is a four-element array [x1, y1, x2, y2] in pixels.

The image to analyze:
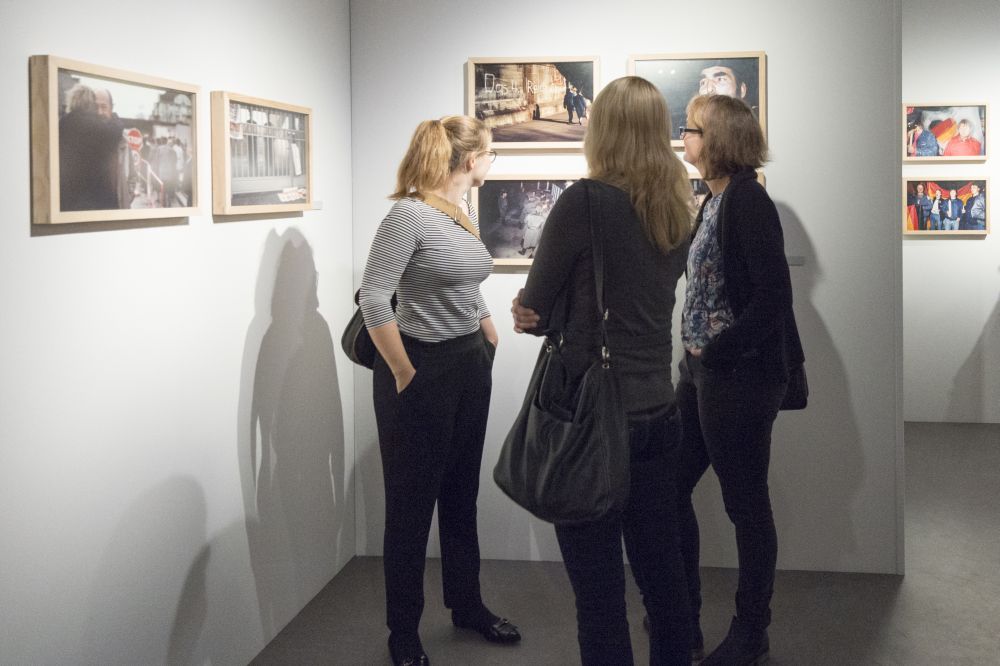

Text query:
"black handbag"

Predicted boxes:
[[341, 290, 395, 369], [493, 180, 629, 525], [780, 363, 808, 410]]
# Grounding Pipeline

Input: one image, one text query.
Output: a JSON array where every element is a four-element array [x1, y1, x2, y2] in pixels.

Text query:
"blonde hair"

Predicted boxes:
[[391, 115, 490, 199], [686, 94, 768, 180], [584, 76, 692, 253]]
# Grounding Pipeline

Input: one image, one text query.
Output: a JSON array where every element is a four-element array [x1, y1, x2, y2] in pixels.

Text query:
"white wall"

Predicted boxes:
[[352, 0, 905, 574], [902, 0, 1000, 424], [0, 1, 356, 662]]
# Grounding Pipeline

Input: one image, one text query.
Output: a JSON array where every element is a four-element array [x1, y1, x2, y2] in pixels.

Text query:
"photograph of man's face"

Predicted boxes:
[[631, 53, 764, 142], [698, 65, 748, 99]]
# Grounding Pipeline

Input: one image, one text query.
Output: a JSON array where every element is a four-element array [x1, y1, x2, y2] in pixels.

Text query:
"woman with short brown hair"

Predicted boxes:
[[675, 93, 805, 665]]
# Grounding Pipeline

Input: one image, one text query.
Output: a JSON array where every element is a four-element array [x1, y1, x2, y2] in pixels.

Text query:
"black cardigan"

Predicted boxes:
[[696, 168, 805, 381]]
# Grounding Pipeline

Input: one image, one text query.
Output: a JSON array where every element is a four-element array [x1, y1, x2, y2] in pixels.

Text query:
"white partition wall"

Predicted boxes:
[[0, 0, 356, 662], [351, 0, 905, 574], [902, 0, 1000, 424]]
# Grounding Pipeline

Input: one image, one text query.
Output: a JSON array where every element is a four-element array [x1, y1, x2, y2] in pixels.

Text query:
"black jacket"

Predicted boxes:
[[696, 168, 805, 381], [521, 179, 688, 413]]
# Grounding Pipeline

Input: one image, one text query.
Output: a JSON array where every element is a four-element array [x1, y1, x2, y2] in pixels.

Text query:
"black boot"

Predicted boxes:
[[388, 632, 430, 666], [701, 616, 768, 665], [642, 613, 705, 662]]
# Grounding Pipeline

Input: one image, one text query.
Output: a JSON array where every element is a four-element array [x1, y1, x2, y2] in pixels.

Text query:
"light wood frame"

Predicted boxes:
[[628, 51, 767, 148], [902, 178, 989, 236], [466, 56, 600, 152], [470, 174, 582, 267], [211, 91, 312, 215], [903, 103, 988, 163], [29, 55, 200, 224]]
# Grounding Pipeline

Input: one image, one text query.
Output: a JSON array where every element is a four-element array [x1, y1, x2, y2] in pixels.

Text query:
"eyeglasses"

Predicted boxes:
[[678, 126, 703, 138], [481, 150, 498, 163]]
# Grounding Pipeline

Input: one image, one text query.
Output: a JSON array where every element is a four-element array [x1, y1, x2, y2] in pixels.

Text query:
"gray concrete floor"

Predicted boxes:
[[253, 422, 1000, 665]]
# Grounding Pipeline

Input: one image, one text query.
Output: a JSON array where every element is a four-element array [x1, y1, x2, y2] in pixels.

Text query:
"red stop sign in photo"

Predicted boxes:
[[125, 128, 143, 152]]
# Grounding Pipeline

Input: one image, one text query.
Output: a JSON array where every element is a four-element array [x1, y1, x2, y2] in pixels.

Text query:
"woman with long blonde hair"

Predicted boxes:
[[512, 76, 694, 665], [360, 115, 520, 666]]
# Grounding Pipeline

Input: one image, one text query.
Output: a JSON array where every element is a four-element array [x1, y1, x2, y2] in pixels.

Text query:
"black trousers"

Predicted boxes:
[[555, 407, 692, 666], [373, 329, 495, 637], [674, 352, 786, 631]]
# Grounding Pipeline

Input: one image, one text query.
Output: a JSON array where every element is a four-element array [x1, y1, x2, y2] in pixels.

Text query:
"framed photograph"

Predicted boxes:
[[466, 57, 599, 151], [903, 104, 987, 162], [628, 52, 766, 147], [903, 179, 988, 235], [471, 175, 580, 266], [211, 92, 312, 215], [29, 55, 199, 225]]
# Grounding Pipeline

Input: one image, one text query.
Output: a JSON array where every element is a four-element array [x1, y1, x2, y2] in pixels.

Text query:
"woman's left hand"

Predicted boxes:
[[511, 289, 540, 333]]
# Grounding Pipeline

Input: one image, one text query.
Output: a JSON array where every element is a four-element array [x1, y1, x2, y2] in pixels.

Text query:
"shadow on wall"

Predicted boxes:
[[945, 285, 1000, 423], [236, 228, 347, 640], [764, 203, 865, 571]]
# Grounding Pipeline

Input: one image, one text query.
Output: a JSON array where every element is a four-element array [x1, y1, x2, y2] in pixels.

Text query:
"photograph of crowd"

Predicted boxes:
[[904, 104, 987, 161], [467, 57, 597, 149], [213, 92, 311, 214], [30, 56, 199, 224], [629, 52, 766, 145], [472, 177, 579, 265], [904, 179, 988, 234]]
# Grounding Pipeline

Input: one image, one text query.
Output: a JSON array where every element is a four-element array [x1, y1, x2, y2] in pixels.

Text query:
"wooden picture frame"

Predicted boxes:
[[470, 174, 581, 267], [211, 91, 312, 215], [29, 55, 200, 224], [628, 51, 767, 148], [466, 56, 599, 152], [903, 103, 987, 163], [903, 179, 989, 236]]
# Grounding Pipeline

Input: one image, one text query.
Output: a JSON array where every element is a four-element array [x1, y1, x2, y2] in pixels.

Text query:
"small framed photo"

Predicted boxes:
[[466, 57, 599, 151], [903, 104, 987, 162], [628, 52, 766, 147], [470, 175, 580, 266], [29, 55, 200, 224], [903, 179, 988, 235], [211, 91, 312, 215]]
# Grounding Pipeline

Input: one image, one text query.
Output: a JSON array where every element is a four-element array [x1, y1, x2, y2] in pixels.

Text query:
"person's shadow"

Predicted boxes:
[[945, 271, 1000, 422], [693, 204, 865, 574], [236, 229, 347, 639]]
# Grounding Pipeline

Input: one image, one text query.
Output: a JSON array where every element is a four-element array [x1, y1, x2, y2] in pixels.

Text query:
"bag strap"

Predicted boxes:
[[421, 192, 480, 239], [584, 180, 612, 367]]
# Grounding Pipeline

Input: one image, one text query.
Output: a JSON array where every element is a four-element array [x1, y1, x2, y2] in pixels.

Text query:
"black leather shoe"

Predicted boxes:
[[452, 610, 522, 644]]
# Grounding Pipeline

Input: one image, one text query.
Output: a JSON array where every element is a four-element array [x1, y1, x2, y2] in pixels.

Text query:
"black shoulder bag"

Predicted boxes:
[[493, 180, 629, 525]]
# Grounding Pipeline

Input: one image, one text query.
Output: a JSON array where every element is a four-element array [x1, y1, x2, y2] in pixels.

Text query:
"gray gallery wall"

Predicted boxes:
[[0, 0, 356, 662], [902, 0, 1000, 424], [351, 0, 905, 574]]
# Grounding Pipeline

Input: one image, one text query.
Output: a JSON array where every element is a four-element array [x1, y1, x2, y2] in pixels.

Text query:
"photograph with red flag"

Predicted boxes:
[[904, 104, 986, 162], [904, 179, 988, 235]]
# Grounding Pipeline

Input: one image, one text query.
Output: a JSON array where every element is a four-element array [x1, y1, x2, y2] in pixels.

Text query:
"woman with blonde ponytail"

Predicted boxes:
[[359, 115, 520, 666], [511, 76, 695, 664]]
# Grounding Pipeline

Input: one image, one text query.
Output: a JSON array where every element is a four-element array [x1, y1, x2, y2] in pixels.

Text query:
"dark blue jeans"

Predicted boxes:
[[675, 352, 786, 632], [555, 406, 692, 665]]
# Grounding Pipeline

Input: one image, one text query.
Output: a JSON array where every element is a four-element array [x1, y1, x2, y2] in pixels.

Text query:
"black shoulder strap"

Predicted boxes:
[[585, 180, 611, 366]]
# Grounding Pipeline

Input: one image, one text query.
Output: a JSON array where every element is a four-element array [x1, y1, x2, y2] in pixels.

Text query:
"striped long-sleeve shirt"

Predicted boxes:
[[359, 197, 492, 343]]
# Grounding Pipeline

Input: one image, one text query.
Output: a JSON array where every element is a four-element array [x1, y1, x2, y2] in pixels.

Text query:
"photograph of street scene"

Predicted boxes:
[[469, 59, 595, 146]]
